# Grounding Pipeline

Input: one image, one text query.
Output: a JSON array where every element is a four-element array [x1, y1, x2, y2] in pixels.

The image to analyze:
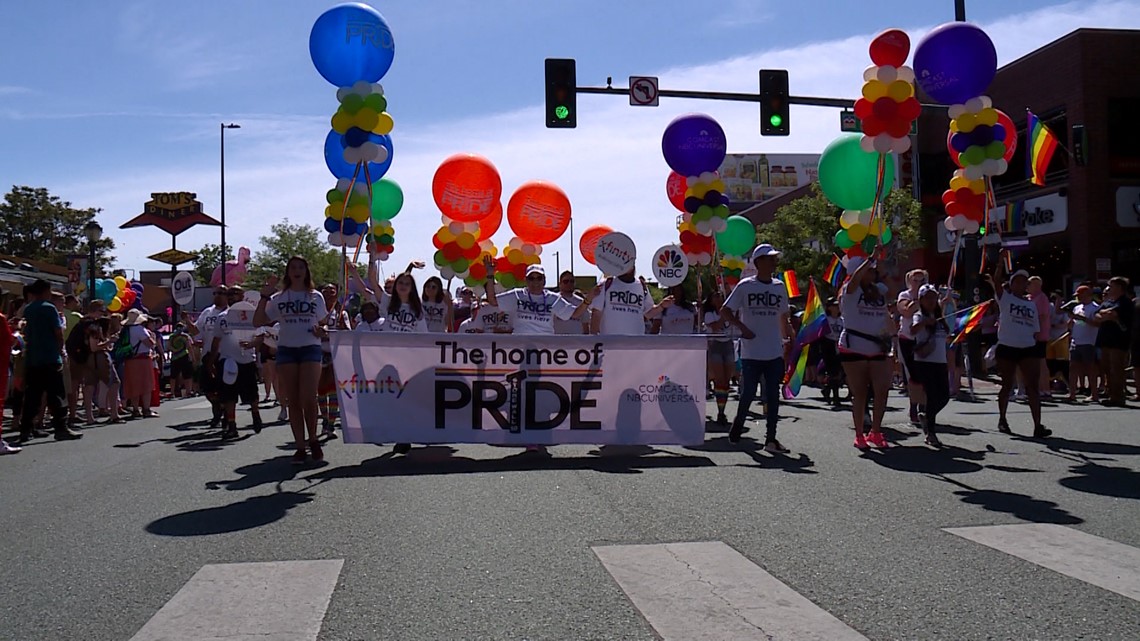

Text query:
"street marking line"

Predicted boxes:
[[129, 559, 344, 641], [592, 541, 869, 641], [945, 524, 1140, 603]]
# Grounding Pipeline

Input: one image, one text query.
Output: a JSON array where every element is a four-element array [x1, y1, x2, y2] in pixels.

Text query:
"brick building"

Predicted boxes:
[[919, 28, 1140, 294]]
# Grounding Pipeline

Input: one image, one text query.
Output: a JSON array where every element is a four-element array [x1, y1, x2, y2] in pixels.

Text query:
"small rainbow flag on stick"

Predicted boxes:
[[951, 300, 992, 345], [823, 255, 845, 288], [782, 270, 801, 297], [1027, 110, 1059, 187], [783, 279, 826, 398]]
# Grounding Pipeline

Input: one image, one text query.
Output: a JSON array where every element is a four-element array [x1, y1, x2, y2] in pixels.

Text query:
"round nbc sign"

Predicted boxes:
[[652, 244, 689, 287]]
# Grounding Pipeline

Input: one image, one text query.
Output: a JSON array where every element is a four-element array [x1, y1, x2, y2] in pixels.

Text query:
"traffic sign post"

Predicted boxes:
[[629, 76, 659, 106]]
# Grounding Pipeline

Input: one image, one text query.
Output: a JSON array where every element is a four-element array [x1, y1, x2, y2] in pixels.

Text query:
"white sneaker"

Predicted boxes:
[[277, 408, 289, 422], [1, 440, 22, 455]]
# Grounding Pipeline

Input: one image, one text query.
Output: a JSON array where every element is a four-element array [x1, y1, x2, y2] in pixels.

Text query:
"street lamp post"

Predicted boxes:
[[83, 220, 102, 307], [220, 123, 241, 285]]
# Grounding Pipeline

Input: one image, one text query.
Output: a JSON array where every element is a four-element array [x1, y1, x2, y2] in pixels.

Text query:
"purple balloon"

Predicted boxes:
[[661, 113, 727, 177], [913, 22, 997, 105], [720, 194, 731, 206], [992, 124, 1006, 141], [970, 125, 993, 147], [684, 196, 702, 213], [951, 133, 970, 153], [703, 190, 722, 207]]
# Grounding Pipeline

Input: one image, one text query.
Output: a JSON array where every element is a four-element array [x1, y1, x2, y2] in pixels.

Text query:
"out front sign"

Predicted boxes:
[[331, 333, 707, 446]]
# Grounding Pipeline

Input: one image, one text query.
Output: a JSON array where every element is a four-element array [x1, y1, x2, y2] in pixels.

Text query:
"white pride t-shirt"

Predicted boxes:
[[590, 277, 653, 335], [218, 305, 257, 364], [724, 276, 789, 361], [1070, 301, 1100, 345], [553, 293, 587, 334], [457, 316, 484, 334], [997, 289, 1039, 349], [503, 288, 576, 335], [384, 302, 428, 333], [422, 300, 449, 333], [354, 317, 387, 332], [912, 313, 948, 364], [264, 290, 325, 348], [896, 289, 919, 339], [197, 304, 225, 350], [839, 288, 890, 355], [659, 304, 697, 335]]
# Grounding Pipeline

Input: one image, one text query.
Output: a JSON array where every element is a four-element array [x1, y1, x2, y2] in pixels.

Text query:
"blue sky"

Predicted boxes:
[[2, 0, 1137, 280]]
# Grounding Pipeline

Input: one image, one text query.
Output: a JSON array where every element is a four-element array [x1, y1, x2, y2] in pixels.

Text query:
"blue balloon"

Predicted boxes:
[[323, 217, 340, 233], [703, 190, 722, 207], [661, 113, 727, 177], [323, 129, 393, 182], [951, 133, 971, 153], [992, 124, 1006, 142], [309, 3, 395, 87], [913, 22, 997, 105]]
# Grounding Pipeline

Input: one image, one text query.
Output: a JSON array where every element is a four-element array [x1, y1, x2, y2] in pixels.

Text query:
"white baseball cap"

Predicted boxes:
[[525, 265, 545, 277], [1010, 269, 1030, 281], [751, 244, 781, 261]]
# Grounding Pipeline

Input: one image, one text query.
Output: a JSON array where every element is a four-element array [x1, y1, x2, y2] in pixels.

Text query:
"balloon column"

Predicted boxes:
[[432, 154, 503, 290], [662, 114, 731, 236], [913, 22, 1011, 235], [715, 215, 756, 288], [818, 134, 897, 260], [855, 29, 921, 155], [495, 181, 572, 289], [310, 3, 402, 264]]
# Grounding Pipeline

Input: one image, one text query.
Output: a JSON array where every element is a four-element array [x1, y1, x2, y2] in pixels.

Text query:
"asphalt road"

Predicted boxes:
[[1, 385, 1138, 641]]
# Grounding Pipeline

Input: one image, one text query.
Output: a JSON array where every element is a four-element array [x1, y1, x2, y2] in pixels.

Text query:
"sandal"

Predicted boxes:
[[997, 420, 1012, 434]]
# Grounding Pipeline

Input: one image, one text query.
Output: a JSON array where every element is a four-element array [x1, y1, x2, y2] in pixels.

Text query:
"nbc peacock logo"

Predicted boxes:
[[656, 248, 684, 269]]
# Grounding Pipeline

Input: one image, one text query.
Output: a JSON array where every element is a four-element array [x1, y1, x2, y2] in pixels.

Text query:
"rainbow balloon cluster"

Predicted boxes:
[[683, 172, 731, 236], [661, 114, 731, 238], [835, 208, 893, 257], [367, 220, 396, 261], [431, 154, 504, 288], [323, 180, 370, 247], [677, 217, 713, 266], [855, 30, 921, 155], [493, 238, 541, 290], [719, 254, 747, 288], [96, 276, 144, 313], [947, 98, 1015, 180], [433, 219, 494, 282]]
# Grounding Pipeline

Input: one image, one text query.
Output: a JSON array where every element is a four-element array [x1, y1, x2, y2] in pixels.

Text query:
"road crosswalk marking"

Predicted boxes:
[[945, 524, 1140, 603], [593, 541, 869, 641], [129, 559, 343, 641]]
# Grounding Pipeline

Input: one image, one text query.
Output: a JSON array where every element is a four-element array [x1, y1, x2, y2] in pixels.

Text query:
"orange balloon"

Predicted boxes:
[[432, 153, 502, 222], [579, 225, 613, 265], [506, 181, 571, 245], [476, 202, 503, 242]]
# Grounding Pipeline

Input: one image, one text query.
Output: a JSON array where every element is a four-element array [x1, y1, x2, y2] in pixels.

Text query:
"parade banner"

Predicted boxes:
[[331, 333, 707, 445]]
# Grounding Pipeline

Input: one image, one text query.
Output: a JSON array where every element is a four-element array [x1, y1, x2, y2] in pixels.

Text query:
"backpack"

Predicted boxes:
[[112, 328, 137, 362], [66, 318, 94, 364]]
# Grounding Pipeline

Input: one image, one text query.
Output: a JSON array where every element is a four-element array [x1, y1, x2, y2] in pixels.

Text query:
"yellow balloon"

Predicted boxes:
[[108, 297, 123, 312], [847, 224, 869, 242], [456, 233, 475, 250], [354, 108, 379, 131], [506, 248, 524, 263], [839, 209, 861, 229], [968, 179, 986, 195], [955, 113, 977, 133], [437, 226, 456, 243], [949, 176, 970, 191], [523, 254, 540, 265], [709, 180, 726, 194], [862, 80, 888, 102], [331, 111, 352, 134], [976, 108, 999, 126], [348, 204, 370, 224], [686, 184, 710, 199], [949, 120, 959, 133], [887, 80, 914, 102], [372, 112, 394, 135], [869, 217, 887, 235]]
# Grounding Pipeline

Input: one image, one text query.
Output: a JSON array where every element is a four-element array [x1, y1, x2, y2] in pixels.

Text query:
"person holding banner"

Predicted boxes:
[[838, 257, 895, 450], [589, 268, 667, 336], [702, 290, 736, 425], [554, 271, 589, 335], [984, 253, 1049, 439], [383, 273, 429, 333], [720, 244, 794, 452], [255, 257, 328, 464], [485, 264, 591, 335], [653, 285, 698, 335], [909, 285, 951, 447], [421, 276, 453, 333]]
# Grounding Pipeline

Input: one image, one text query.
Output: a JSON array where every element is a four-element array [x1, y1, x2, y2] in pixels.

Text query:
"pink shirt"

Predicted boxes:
[[1032, 291, 1051, 343]]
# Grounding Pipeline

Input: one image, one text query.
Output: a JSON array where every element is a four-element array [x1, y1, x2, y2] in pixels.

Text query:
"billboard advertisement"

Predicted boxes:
[[717, 154, 821, 204]]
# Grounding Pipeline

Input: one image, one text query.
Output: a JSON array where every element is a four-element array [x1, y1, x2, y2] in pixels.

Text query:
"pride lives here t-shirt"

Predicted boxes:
[[590, 277, 653, 335], [724, 276, 789, 361]]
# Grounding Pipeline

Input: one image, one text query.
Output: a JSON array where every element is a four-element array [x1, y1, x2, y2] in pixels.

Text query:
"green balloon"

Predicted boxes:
[[961, 145, 986, 166], [453, 258, 470, 272], [341, 94, 364, 114], [371, 178, 404, 221], [433, 250, 446, 266], [326, 189, 342, 204], [364, 94, 387, 112], [715, 215, 756, 257], [881, 225, 893, 244], [818, 134, 896, 211], [861, 235, 877, 254], [985, 141, 1005, 160], [835, 228, 855, 249], [378, 233, 394, 245]]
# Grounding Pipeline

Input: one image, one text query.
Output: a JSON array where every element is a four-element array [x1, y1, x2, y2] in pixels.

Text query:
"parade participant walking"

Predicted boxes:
[[0, 294, 18, 454], [838, 258, 894, 450], [553, 271, 589, 335], [895, 269, 927, 425], [910, 285, 951, 447], [653, 285, 697, 335], [184, 286, 229, 430], [255, 257, 328, 464], [168, 323, 193, 399], [986, 254, 1049, 438], [213, 286, 263, 439], [702, 290, 735, 424], [17, 280, 82, 443], [421, 276, 453, 333], [1092, 276, 1134, 407], [485, 263, 590, 335], [1067, 285, 1100, 403], [819, 297, 844, 406], [317, 283, 351, 438], [384, 271, 428, 455], [720, 244, 794, 451]]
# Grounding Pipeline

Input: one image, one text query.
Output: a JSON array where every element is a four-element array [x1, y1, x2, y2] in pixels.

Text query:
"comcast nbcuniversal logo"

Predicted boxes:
[[656, 248, 684, 270]]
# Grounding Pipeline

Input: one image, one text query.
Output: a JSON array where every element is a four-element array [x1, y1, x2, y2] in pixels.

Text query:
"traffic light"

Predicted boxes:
[[760, 69, 789, 136], [545, 58, 576, 128]]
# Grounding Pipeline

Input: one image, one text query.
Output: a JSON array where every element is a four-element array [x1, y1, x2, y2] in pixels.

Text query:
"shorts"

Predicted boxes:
[[1071, 344, 1098, 363], [996, 344, 1037, 363], [706, 340, 735, 366], [277, 344, 323, 365], [199, 357, 220, 395], [1045, 339, 1069, 361], [259, 344, 276, 362], [1028, 341, 1047, 359], [220, 361, 259, 405], [170, 357, 194, 379], [898, 337, 917, 372], [839, 351, 887, 362]]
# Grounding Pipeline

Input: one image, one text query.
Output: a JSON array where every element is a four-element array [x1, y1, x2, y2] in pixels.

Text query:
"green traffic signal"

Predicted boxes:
[[769, 114, 783, 128], [555, 105, 570, 120]]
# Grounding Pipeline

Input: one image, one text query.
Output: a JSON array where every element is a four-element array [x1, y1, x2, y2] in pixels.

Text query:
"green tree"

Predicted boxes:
[[754, 183, 923, 295], [190, 243, 233, 286], [0, 185, 116, 270], [245, 219, 348, 290]]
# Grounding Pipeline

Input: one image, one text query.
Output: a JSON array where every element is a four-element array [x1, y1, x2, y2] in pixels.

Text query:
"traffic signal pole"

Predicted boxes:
[[576, 84, 856, 109]]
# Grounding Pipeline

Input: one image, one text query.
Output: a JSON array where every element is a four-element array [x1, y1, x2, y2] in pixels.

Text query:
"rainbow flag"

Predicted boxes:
[[1004, 201, 1024, 233], [783, 280, 826, 398], [823, 255, 845, 288], [782, 270, 801, 297], [1027, 110, 1059, 187], [951, 300, 991, 345]]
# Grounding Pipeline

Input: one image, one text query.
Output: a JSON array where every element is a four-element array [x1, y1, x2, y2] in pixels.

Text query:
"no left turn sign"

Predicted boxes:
[[629, 76, 659, 106]]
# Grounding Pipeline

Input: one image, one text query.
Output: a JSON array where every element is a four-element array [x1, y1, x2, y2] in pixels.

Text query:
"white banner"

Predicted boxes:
[[331, 333, 707, 445]]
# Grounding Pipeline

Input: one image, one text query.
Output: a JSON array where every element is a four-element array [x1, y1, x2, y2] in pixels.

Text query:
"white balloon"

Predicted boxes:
[[979, 95, 992, 109], [953, 168, 968, 180], [372, 146, 389, 163], [336, 87, 351, 103], [448, 222, 464, 235], [965, 97, 985, 114], [873, 133, 893, 154], [711, 217, 728, 233], [329, 232, 344, 246], [371, 83, 384, 96], [521, 243, 536, 256], [859, 135, 876, 153], [876, 65, 898, 83], [964, 165, 985, 181], [440, 267, 456, 280], [686, 175, 700, 186], [532, 244, 543, 256], [699, 171, 717, 184], [351, 80, 372, 96], [343, 147, 360, 164], [890, 136, 912, 154], [344, 233, 361, 247], [353, 182, 370, 196], [682, 211, 693, 223], [376, 251, 390, 262], [863, 65, 879, 82], [943, 216, 956, 231], [947, 104, 967, 120], [857, 209, 873, 225], [964, 219, 981, 234], [508, 237, 523, 250], [995, 159, 1008, 175], [896, 66, 915, 83], [980, 158, 1000, 175], [695, 220, 712, 235], [841, 209, 861, 226], [336, 178, 352, 192]]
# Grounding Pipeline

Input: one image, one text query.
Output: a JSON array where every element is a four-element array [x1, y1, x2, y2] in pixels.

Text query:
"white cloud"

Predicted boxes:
[[117, 2, 252, 90], [59, 0, 1140, 284]]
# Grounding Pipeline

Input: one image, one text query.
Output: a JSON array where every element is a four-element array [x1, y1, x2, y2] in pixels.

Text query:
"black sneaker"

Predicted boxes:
[[728, 419, 744, 444], [393, 442, 411, 454], [715, 412, 728, 426], [997, 420, 1012, 434], [1032, 425, 1053, 439], [252, 419, 263, 435], [291, 448, 307, 465], [309, 438, 324, 462]]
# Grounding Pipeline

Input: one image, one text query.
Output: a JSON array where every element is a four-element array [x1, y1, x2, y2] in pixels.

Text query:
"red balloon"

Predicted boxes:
[[475, 202, 503, 242], [506, 180, 572, 245], [862, 115, 886, 137], [945, 202, 965, 217], [872, 97, 898, 120], [666, 172, 687, 212], [869, 28, 910, 68], [512, 263, 527, 280], [941, 189, 956, 206], [432, 234, 444, 250], [463, 244, 481, 260], [954, 187, 973, 201], [846, 245, 868, 259], [996, 109, 1017, 162], [495, 256, 512, 272], [432, 153, 502, 223], [898, 97, 922, 121], [469, 263, 487, 280], [443, 243, 463, 262], [854, 98, 874, 120], [579, 224, 613, 265], [886, 118, 912, 138]]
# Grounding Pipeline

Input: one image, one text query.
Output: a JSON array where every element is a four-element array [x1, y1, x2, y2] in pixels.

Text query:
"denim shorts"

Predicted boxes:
[[276, 344, 323, 365]]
